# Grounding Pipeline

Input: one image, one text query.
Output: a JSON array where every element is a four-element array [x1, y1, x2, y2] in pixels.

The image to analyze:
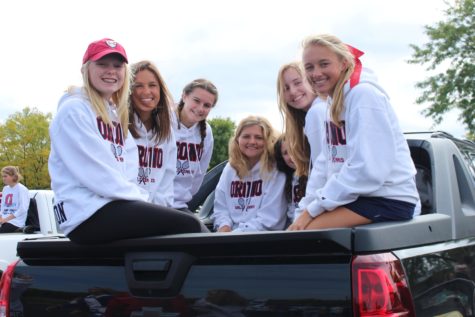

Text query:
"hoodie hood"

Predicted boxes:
[[343, 67, 389, 98], [57, 87, 86, 111]]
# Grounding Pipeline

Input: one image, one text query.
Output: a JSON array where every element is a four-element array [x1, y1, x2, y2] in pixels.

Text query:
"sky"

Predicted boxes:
[[0, 0, 467, 138]]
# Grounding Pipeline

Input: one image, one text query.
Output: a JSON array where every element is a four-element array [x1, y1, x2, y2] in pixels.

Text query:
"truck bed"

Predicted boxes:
[[17, 212, 452, 262], [5, 132, 475, 317]]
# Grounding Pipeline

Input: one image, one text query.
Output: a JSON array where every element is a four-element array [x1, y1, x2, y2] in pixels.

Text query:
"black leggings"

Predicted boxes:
[[0, 222, 20, 233], [68, 200, 207, 244], [177, 207, 210, 232]]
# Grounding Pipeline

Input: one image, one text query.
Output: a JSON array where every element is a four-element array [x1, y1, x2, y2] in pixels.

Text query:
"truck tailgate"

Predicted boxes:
[[14, 230, 354, 317]]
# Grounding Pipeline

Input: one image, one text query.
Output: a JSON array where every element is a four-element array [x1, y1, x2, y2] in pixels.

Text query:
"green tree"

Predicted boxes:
[[0, 107, 52, 188], [208, 117, 236, 169], [408, 0, 475, 134]]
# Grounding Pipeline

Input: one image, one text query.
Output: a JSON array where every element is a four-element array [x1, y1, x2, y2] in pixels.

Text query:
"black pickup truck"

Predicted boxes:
[[1, 132, 475, 317]]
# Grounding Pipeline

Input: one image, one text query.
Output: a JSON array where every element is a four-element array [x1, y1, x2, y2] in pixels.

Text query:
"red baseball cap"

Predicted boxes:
[[82, 38, 128, 64]]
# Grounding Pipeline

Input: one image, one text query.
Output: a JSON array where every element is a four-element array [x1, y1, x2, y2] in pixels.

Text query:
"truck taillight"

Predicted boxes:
[[0, 260, 19, 317], [352, 253, 415, 317]]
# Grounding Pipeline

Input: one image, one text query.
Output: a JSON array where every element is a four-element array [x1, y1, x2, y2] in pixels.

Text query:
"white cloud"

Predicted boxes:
[[0, 0, 467, 138]]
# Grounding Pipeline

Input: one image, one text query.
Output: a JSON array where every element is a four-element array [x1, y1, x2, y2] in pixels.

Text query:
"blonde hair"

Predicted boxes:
[[68, 60, 131, 138], [276, 62, 311, 177], [1, 166, 22, 183], [228, 116, 277, 179], [302, 34, 355, 126]]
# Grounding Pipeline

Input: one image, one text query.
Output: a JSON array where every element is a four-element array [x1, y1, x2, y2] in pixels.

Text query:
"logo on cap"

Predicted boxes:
[[82, 37, 128, 64], [105, 40, 117, 48]]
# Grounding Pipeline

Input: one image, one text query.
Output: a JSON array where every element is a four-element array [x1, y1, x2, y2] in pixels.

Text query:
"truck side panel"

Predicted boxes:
[[396, 238, 475, 317]]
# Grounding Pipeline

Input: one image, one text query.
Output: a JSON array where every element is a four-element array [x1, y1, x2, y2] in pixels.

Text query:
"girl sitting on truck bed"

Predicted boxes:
[[289, 34, 420, 231]]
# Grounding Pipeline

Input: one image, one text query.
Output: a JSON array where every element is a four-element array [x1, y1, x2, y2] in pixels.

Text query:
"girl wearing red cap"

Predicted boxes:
[[48, 38, 203, 244], [289, 34, 420, 231]]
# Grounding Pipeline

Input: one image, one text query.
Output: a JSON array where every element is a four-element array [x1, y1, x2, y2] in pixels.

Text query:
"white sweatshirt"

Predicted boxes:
[[212, 162, 287, 232], [295, 97, 328, 220], [48, 89, 148, 235], [298, 68, 420, 218], [304, 97, 327, 165], [171, 111, 214, 209], [132, 114, 176, 207], [1, 183, 29, 228]]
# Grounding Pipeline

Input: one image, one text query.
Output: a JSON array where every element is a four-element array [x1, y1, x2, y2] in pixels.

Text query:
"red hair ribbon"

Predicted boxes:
[[346, 44, 364, 88]]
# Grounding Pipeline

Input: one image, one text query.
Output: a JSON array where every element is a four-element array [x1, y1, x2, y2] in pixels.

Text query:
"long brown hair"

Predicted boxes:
[[129, 60, 174, 143], [274, 136, 307, 202]]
